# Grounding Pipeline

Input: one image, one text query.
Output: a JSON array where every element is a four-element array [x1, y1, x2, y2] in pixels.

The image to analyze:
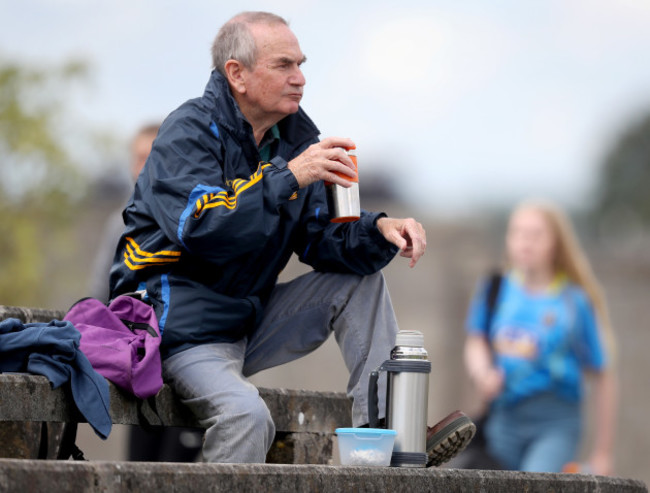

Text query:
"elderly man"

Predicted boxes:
[[109, 11, 474, 464]]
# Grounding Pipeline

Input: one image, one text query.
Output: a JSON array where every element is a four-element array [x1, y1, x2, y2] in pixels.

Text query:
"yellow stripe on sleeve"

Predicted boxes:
[[193, 164, 270, 218], [123, 237, 181, 271]]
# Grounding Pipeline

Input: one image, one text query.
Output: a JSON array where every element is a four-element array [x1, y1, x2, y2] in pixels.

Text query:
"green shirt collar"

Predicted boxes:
[[258, 124, 280, 162]]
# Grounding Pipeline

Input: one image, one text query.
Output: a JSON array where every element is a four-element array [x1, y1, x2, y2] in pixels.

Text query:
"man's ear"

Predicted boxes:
[[224, 59, 246, 95]]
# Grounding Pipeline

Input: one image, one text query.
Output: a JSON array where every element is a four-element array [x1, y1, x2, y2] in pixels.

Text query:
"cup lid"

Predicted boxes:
[[336, 428, 396, 436], [395, 330, 424, 347]]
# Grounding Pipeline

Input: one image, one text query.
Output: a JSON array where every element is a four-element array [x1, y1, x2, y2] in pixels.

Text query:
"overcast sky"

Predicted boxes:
[[3, 0, 650, 216]]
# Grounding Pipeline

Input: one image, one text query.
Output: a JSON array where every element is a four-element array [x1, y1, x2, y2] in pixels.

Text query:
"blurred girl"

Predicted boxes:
[[464, 200, 617, 474]]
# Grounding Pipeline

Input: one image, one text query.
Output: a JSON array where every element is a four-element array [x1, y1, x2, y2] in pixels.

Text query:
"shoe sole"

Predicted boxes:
[[426, 416, 477, 467]]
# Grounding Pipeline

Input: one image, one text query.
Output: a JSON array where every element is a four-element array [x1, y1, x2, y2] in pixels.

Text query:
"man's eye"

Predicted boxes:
[[275, 61, 296, 69]]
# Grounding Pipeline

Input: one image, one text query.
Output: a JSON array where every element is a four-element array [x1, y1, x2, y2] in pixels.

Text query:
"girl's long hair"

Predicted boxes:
[[510, 200, 616, 358]]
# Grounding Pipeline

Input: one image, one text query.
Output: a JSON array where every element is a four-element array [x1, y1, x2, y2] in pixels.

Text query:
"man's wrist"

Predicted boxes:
[[374, 213, 387, 231]]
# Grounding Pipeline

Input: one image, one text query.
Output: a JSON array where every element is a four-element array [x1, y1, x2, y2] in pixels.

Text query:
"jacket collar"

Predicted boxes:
[[202, 70, 320, 157]]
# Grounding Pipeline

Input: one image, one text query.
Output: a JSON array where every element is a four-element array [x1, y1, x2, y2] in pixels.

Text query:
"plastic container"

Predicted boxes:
[[335, 428, 397, 466]]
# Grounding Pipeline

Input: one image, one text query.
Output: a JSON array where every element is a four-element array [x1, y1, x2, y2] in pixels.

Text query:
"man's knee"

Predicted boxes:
[[218, 390, 274, 432], [241, 394, 275, 434], [201, 391, 275, 463]]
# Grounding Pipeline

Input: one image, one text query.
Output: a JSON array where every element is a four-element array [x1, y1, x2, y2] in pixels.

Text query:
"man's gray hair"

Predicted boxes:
[[211, 12, 289, 76]]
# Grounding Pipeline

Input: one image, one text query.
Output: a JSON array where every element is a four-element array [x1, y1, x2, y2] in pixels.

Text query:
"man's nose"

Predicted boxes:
[[290, 66, 306, 86]]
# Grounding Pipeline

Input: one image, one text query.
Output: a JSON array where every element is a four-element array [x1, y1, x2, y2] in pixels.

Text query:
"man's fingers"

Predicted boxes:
[[321, 136, 355, 151], [320, 157, 356, 186], [319, 143, 356, 176], [398, 221, 426, 268], [375, 217, 427, 268], [327, 158, 357, 179], [324, 171, 353, 188], [327, 147, 355, 171], [401, 245, 421, 268], [288, 138, 358, 188], [388, 230, 408, 252]]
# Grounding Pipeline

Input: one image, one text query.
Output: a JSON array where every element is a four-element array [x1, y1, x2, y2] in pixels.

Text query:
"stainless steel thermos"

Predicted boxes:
[[325, 148, 360, 223], [368, 330, 431, 467]]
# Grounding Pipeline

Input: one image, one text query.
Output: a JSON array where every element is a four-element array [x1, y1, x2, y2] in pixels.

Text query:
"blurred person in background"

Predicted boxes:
[[88, 123, 203, 462], [463, 200, 617, 474], [88, 123, 161, 302]]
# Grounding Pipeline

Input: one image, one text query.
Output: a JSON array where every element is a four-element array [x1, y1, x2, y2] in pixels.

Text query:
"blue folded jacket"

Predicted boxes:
[[0, 318, 111, 438]]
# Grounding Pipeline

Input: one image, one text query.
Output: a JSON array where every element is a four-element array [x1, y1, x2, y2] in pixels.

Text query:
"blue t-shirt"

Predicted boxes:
[[466, 272, 607, 406]]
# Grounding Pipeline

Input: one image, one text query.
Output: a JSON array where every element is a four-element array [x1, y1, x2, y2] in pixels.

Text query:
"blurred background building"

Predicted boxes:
[[1, 0, 649, 484]]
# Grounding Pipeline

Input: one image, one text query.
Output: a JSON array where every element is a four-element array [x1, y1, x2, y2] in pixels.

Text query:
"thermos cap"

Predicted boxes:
[[395, 330, 424, 348]]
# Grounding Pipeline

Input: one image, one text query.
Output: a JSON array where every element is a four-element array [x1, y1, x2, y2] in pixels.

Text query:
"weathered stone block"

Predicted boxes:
[[0, 460, 646, 493]]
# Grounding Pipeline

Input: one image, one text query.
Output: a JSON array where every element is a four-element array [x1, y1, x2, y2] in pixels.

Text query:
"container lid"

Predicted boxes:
[[395, 330, 424, 348], [336, 428, 396, 436]]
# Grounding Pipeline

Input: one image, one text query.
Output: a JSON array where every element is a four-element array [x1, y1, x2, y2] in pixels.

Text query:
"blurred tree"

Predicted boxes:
[[592, 112, 650, 236], [0, 58, 89, 306]]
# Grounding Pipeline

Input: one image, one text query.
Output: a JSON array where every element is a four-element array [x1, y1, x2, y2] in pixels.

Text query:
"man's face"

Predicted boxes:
[[241, 23, 306, 119]]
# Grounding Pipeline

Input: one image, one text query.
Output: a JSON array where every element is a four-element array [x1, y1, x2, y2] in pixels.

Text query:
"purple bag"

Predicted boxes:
[[64, 295, 163, 399]]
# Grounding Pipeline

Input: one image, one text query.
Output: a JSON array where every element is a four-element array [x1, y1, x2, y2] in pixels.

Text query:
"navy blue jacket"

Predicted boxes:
[[109, 70, 398, 358], [0, 318, 111, 438]]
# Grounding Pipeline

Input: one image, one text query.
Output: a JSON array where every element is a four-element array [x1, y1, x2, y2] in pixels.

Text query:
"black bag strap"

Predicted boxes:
[[472, 272, 504, 449], [56, 422, 86, 460], [484, 272, 503, 338], [120, 319, 159, 338], [64, 296, 94, 314], [37, 422, 49, 459], [137, 396, 164, 431], [35, 422, 86, 460]]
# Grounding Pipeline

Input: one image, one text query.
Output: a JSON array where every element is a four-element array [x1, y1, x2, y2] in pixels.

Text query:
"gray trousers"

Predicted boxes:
[[161, 270, 398, 463]]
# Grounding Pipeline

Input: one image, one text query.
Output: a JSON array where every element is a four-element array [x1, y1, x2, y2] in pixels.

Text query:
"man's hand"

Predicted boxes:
[[288, 137, 357, 188], [376, 217, 426, 268]]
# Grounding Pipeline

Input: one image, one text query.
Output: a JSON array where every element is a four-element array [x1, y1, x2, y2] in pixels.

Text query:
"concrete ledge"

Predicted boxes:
[[0, 460, 646, 493], [0, 303, 353, 435], [0, 305, 65, 323], [0, 299, 352, 464], [0, 373, 351, 433]]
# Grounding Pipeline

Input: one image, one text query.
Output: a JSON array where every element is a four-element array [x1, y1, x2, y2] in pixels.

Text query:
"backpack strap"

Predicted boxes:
[[120, 319, 159, 338], [56, 422, 86, 460], [484, 272, 503, 338], [37, 422, 49, 459], [136, 396, 164, 431], [64, 296, 95, 314], [35, 422, 87, 460]]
